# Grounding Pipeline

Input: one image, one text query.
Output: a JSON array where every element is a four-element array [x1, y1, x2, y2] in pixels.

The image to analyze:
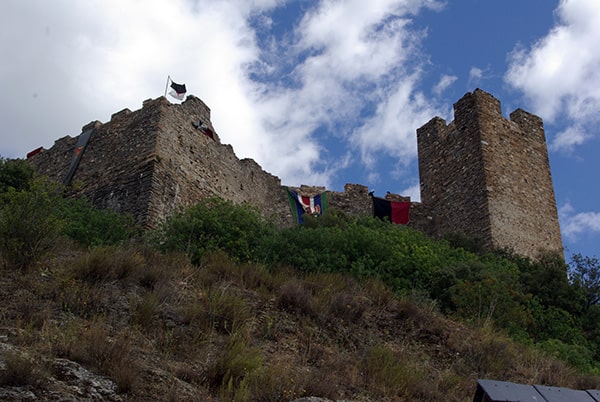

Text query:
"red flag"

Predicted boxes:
[[372, 197, 410, 224]]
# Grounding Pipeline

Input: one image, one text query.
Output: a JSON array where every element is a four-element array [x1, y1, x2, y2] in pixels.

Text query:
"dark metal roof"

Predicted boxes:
[[534, 385, 596, 402], [474, 379, 543, 401], [587, 389, 600, 400], [474, 379, 600, 402]]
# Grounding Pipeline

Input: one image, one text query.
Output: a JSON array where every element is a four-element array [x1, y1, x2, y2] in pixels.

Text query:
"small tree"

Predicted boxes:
[[0, 157, 34, 193], [0, 178, 64, 270], [570, 253, 600, 310]]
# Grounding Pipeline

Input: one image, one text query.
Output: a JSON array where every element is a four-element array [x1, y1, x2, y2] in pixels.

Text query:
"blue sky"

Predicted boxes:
[[1, 0, 599, 261]]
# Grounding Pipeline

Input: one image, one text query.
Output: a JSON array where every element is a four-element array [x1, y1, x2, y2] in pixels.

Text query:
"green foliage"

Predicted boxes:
[[0, 157, 34, 193], [527, 301, 588, 345], [538, 338, 597, 373], [150, 197, 275, 264], [450, 255, 530, 334], [265, 213, 473, 294], [570, 253, 600, 310], [518, 252, 581, 314], [443, 231, 484, 254], [0, 178, 64, 270], [57, 197, 137, 246], [0, 156, 136, 268]]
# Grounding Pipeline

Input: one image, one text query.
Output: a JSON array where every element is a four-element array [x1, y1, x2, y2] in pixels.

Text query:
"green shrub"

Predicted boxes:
[[265, 215, 474, 294], [58, 197, 137, 247], [0, 157, 34, 193], [150, 197, 275, 264], [539, 338, 597, 373], [443, 231, 484, 254], [450, 256, 529, 334], [0, 178, 64, 270]]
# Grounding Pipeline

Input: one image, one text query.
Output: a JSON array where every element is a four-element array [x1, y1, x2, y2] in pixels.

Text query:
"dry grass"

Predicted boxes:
[[0, 350, 47, 387], [276, 278, 314, 316], [58, 320, 139, 393], [1, 246, 598, 401]]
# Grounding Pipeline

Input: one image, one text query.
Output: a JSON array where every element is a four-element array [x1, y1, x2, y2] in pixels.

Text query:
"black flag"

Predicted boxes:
[[169, 80, 187, 100]]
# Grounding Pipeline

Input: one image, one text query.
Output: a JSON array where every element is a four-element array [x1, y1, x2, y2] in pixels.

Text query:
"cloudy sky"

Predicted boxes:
[[1, 0, 599, 260]]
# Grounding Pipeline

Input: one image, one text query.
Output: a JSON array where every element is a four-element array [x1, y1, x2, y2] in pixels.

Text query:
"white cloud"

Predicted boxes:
[[0, 0, 444, 189], [350, 76, 438, 169], [559, 202, 600, 241], [505, 0, 600, 151], [467, 67, 484, 87], [433, 74, 457, 95], [549, 124, 589, 152], [401, 182, 421, 202]]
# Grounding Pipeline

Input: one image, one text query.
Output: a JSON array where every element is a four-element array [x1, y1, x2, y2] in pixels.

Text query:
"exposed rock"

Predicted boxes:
[[1, 341, 122, 402]]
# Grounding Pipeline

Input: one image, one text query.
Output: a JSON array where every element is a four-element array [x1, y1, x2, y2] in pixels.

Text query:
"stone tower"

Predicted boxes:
[[416, 89, 563, 259]]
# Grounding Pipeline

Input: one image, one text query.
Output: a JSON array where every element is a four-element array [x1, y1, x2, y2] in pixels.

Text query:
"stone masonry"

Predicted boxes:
[[417, 89, 563, 258], [28, 89, 562, 259]]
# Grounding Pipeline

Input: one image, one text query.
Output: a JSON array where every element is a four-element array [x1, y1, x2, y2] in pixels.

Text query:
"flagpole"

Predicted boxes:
[[164, 75, 171, 97]]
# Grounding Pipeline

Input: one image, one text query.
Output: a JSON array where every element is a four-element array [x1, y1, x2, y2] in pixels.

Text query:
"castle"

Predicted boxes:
[[28, 89, 563, 259]]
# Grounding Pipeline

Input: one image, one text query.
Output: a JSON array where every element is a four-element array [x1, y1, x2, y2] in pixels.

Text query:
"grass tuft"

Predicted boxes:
[[0, 351, 47, 387]]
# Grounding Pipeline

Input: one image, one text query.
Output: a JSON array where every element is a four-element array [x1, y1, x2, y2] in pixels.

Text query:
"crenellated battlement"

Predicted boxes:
[[28, 89, 562, 259]]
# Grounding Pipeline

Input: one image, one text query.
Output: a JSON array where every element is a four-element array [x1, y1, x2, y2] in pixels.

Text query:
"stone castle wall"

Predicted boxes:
[[30, 96, 293, 227], [417, 89, 563, 258], [29, 89, 561, 259]]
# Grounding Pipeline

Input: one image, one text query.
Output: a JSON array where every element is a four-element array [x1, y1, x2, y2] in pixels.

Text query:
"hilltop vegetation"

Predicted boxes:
[[1, 156, 600, 401]]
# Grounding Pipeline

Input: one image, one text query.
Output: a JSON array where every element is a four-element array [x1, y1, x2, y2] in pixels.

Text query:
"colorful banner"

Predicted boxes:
[[286, 188, 328, 224]]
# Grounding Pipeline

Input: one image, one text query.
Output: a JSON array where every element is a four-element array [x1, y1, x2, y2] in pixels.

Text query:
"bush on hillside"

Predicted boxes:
[[0, 157, 34, 193], [569, 253, 600, 310], [264, 213, 476, 294], [0, 178, 63, 270], [57, 197, 138, 247], [150, 197, 275, 264]]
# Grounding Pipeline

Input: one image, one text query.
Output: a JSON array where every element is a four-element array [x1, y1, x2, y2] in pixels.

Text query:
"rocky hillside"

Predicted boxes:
[[1, 243, 598, 401]]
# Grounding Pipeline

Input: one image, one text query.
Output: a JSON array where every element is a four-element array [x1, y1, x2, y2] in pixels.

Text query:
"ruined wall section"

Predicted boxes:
[[292, 183, 433, 233], [30, 96, 293, 227], [149, 95, 291, 226], [29, 99, 165, 226]]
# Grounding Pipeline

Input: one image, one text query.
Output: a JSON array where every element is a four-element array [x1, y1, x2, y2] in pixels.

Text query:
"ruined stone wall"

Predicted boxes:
[[29, 96, 293, 228], [417, 89, 563, 258], [292, 183, 433, 233], [30, 100, 164, 226], [147, 95, 291, 226], [29, 89, 561, 259]]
